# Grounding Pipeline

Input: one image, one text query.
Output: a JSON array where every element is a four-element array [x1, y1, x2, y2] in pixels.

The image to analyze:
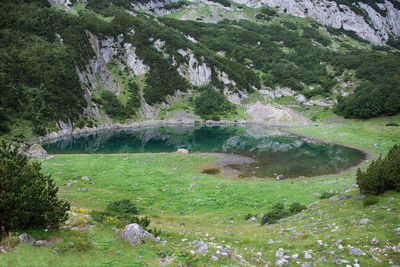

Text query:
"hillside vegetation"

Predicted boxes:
[[0, 0, 399, 141]]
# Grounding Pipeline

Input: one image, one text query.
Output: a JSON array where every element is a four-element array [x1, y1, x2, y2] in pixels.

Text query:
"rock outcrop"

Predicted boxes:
[[120, 223, 159, 245], [232, 0, 400, 44]]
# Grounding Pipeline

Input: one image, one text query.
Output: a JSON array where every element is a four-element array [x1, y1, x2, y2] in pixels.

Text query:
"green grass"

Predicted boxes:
[[1, 116, 400, 266]]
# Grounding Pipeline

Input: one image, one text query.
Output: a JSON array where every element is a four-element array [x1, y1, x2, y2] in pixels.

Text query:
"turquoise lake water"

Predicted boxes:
[[42, 124, 366, 178]]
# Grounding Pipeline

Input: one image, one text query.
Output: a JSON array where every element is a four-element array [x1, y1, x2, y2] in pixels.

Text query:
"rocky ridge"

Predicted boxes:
[[232, 0, 400, 44]]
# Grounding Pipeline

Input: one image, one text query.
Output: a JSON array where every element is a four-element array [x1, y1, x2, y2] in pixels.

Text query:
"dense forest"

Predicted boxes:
[[0, 0, 399, 139]]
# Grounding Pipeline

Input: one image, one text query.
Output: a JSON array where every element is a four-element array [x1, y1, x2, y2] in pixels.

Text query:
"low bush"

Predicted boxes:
[[90, 199, 159, 236], [261, 201, 307, 225], [261, 202, 287, 225], [385, 122, 399, 127], [356, 145, 400, 195], [288, 202, 307, 214]]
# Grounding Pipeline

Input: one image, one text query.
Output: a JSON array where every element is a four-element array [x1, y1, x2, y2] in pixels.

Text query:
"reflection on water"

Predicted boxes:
[[42, 124, 365, 178]]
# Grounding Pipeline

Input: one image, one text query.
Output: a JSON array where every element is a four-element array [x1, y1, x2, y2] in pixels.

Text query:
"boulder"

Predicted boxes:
[[176, 148, 189, 153], [81, 176, 91, 181], [349, 248, 366, 256], [192, 240, 209, 254], [120, 223, 159, 245], [19, 233, 35, 245], [25, 144, 48, 159]]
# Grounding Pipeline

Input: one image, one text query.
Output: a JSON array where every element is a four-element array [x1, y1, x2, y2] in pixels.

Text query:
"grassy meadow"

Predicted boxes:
[[1, 117, 400, 266]]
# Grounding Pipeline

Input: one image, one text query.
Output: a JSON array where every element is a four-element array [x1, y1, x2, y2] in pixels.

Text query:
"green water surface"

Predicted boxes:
[[42, 124, 366, 178]]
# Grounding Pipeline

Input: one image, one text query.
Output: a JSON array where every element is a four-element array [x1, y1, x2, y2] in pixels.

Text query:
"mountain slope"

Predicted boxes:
[[0, 0, 399, 140]]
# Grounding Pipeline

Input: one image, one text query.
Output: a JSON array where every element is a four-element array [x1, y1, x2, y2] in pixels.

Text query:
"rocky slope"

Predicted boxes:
[[232, 0, 400, 44]]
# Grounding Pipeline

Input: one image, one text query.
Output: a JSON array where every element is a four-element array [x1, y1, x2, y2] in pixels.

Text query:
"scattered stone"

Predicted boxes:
[[330, 195, 340, 202], [318, 257, 328, 262], [349, 248, 366, 256], [19, 233, 35, 245], [304, 250, 313, 260], [211, 255, 218, 261], [276, 174, 284, 180], [267, 239, 275, 244], [176, 148, 189, 154], [335, 259, 350, 265], [0, 248, 8, 254], [302, 263, 312, 267], [34, 240, 47, 247], [291, 254, 299, 260], [276, 259, 289, 266], [78, 188, 88, 192], [246, 216, 258, 223], [359, 218, 372, 225], [53, 247, 60, 254], [81, 176, 91, 181], [192, 240, 209, 254], [119, 223, 159, 245], [370, 238, 379, 245], [394, 227, 400, 235], [275, 248, 285, 258]]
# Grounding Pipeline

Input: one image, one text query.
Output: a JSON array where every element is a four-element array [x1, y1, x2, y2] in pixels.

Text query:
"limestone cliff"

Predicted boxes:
[[232, 0, 400, 44]]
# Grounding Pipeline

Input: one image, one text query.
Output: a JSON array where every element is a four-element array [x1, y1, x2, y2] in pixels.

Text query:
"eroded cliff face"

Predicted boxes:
[[232, 0, 400, 44]]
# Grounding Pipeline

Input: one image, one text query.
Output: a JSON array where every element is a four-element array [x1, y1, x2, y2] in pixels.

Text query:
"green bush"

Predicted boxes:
[[386, 122, 399, 127], [90, 199, 160, 235], [363, 195, 379, 206], [194, 86, 236, 120], [0, 142, 70, 231], [261, 201, 307, 225], [105, 199, 138, 215], [288, 202, 307, 215], [356, 145, 400, 195], [260, 202, 287, 225]]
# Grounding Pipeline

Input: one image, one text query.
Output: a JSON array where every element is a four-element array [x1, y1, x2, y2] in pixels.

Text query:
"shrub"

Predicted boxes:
[[288, 202, 307, 215], [356, 145, 400, 195], [194, 86, 236, 120], [261, 201, 307, 225], [0, 142, 70, 231], [385, 122, 399, 127], [363, 195, 379, 206], [90, 199, 158, 235], [105, 199, 138, 215], [260, 202, 287, 225]]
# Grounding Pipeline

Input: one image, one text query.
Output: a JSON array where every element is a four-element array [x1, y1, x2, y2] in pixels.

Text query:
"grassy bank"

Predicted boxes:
[[1, 120, 399, 266]]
